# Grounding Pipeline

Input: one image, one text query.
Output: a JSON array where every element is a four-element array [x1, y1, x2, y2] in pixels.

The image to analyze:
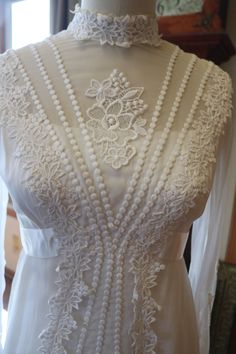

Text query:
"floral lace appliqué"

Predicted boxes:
[[0, 50, 98, 354], [130, 257, 165, 354], [128, 222, 166, 354], [68, 5, 162, 48], [85, 69, 148, 169]]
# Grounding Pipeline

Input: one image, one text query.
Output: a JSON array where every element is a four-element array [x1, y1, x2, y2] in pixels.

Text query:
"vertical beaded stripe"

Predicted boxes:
[[114, 54, 197, 242], [43, 40, 118, 354], [128, 61, 213, 236], [45, 39, 116, 232], [30, 42, 118, 354], [10, 50, 105, 354], [114, 46, 180, 228], [115, 61, 214, 354], [112, 52, 200, 351]]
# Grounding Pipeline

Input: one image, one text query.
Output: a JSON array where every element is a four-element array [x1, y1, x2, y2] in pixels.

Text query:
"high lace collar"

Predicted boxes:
[[67, 4, 162, 48]]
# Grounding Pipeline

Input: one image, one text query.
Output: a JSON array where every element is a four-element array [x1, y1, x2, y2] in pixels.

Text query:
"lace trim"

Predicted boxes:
[[85, 69, 148, 169], [127, 62, 232, 354], [177, 65, 233, 196], [67, 5, 162, 48], [131, 262, 165, 353], [0, 50, 101, 354], [129, 226, 165, 354]]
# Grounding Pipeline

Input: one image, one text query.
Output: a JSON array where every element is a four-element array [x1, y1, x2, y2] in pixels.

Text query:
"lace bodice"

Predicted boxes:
[[0, 11, 232, 354]]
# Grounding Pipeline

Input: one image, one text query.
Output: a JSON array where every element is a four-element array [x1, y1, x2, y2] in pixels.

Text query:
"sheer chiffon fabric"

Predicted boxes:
[[190, 117, 234, 354], [4, 247, 199, 353], [0, 15, 232, 354]]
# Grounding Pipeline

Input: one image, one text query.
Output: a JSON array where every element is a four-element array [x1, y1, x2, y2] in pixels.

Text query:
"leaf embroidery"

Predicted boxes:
[[85, 69, 148, 169]]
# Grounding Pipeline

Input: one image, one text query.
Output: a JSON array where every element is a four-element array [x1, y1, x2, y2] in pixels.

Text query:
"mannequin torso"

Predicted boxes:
[[81, 0, 156, 15], [0, 3, 232, 354]]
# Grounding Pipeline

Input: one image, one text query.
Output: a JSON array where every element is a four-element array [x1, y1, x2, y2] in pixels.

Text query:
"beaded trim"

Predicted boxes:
[[0, 50, 103, 354], [30, 42, 115, 230], [115, 54, 197, 233], [111, 54, 201, 354], [113, 46, 179, 228], [30, 43, 115, 354], [67, 5, 162, 48], [128, 62, 214, 353]]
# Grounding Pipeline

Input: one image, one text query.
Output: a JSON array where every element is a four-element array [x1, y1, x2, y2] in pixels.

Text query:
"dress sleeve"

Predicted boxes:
[[0, 177, 8, 352], [0, 51, 10, 352], [189, 67, 234, 354]]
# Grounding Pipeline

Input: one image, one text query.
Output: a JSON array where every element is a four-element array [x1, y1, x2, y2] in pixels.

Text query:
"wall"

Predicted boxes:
[[4, 214, 21, 272]]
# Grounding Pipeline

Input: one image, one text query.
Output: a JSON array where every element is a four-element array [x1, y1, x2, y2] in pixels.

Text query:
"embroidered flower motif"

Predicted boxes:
[[85, 69, 148, 169], [105, 145, 136, 169], [94, 13, 116, 46], [129, 249, 165, 354], [87, 100, 136, 144], [68, 5, 162, 48], [85, 78, 116, 103]]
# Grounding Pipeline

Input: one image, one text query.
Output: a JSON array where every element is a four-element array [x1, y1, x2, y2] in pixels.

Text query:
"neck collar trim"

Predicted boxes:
[[67, 5, 162, 48]]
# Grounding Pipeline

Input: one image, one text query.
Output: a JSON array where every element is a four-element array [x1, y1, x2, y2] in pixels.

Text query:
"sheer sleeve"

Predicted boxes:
[[0, 51, 10, 352], [189, 68, 234, 354], [0, 177, 8, 352]]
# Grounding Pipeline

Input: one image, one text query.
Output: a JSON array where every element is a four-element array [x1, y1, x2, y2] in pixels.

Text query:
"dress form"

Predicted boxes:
[[0, 2, 232, 354], [81, 0, 156, 15]]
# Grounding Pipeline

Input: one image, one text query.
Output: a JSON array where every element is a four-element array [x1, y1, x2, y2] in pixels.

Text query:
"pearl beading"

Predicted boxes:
[[45, 40, 119, 353], [44, 39, 116, 232], [12, 50, 105, 354], [30, 43, 110, 239], [114, 54, 197, 240], [129, 61, 213, 235], [114, 61, 213, 353], [113, 46, 180, 228], [30, 42, 118, 354], [112, 51, 196, 352]]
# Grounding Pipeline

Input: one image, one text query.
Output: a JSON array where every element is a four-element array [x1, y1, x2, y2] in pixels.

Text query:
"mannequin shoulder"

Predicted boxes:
[[0, 48, 19, 74], [191, 55, 233, 142], [163, 40, 234, 135], [0, 32, 66, 73], [162, 39, 232, 85]]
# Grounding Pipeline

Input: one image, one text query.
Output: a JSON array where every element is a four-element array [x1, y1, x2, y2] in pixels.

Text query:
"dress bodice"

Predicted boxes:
[[0, 7, 232, 354]]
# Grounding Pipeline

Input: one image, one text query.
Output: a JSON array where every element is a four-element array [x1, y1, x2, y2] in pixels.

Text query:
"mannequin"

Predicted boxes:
[[0, 1, 232, 354], [81, 0, 156, 16]]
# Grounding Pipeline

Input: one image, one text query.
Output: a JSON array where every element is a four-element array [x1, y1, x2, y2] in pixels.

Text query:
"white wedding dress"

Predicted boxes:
[[0, 7, 232, 354]]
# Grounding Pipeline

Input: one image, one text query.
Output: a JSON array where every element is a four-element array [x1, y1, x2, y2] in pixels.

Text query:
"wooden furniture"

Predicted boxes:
[[158, 0, 235, 64]]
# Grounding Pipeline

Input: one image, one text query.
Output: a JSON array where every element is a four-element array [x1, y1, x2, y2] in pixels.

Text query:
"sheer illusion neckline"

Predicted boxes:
[[67, 4, 162, 48]]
